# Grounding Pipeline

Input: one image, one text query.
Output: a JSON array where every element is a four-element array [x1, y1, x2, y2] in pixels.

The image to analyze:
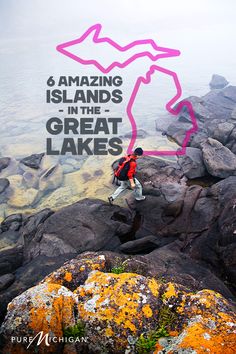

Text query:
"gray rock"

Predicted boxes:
[[22, 171, 39, 188], [209, 74, 228, 89], [160, 183, 187, 202], [178, 147, 206, 179], [1, 214, 22, 232], [119, 235, 160, 254], [0, 274, 15, 291], [20, 153, 45, 170], [23, 199, 131, 262], [0, 179, 9, 194], [209, 122, 234, 145], [0, 158, 10, 173], [166, 121, 193, 146], [0, 245, 23, 275], [202, 138, 236, 178]]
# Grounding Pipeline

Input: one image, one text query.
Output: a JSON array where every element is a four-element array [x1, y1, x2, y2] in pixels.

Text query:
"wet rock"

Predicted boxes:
[[61, 163, 75, 174], [39, 164, 63, 192], [0, 158, 10, 173], [0, 158, 18, 178], [177, 147, 206, 179], [22, 171, 39, 188], [202, 138, 236, 178], [7, 187, 39, 208], [0, 274, 15, 291], [20, 153, 45, 170], [7, 174, 24, 189], [0, 178, 9, 194], [209, 74, 228, 89]]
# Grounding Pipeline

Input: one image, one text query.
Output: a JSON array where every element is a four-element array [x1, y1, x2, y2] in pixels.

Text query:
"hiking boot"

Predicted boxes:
[[108, 196, 114, 205], [135, 196, 146, 201]]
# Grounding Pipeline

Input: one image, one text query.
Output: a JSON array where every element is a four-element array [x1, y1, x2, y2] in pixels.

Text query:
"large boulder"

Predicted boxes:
[[23, 199, 132, 262], [177, 147, 206, 179], [0, 282, 77, 354], [0, 254, 235, 354], [202, 138, 236, 178], [209, 74, 228, 89]]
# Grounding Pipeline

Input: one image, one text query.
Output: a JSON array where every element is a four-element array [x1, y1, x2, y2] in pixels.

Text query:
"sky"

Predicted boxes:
[[0, 0, 236, 157], [0, 0, 236, 85]]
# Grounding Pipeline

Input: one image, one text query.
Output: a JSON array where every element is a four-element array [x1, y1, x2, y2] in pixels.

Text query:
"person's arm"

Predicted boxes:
[[127, 161, 136, 189]]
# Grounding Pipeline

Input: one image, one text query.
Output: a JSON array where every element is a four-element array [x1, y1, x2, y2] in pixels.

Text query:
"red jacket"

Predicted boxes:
[[127, 155, 137, 180]]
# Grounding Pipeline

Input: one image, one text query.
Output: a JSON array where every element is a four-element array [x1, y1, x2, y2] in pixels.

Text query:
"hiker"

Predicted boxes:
[[108, 147, 146, 205]]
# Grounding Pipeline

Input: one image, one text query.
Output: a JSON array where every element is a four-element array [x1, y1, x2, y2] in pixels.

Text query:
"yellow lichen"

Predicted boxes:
[[164, 283, 177, 299], [105, 327, 114, 337], [148, 278, 159, 296], [142, 304, 153, 318]]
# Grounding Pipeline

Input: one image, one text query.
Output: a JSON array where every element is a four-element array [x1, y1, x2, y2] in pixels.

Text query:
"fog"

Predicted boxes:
[[0, 0, 236, 156]]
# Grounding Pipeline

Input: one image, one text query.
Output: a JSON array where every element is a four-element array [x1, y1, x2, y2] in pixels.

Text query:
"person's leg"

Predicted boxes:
[[133, 178, 145, 201], [110, 181, 129, 200]]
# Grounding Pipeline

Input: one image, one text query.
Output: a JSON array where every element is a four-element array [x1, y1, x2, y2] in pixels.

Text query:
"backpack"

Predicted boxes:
[[113, 155, 134, 183]]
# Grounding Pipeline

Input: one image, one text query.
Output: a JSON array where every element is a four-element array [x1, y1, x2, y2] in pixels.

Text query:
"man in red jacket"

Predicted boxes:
[[108, 147, 146, 205]]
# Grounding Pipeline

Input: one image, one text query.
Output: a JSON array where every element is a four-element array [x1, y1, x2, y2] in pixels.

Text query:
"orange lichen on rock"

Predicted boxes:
[[179, 320, 236, 354], [0, 253, 235, 354], [75, 270, 160, 352], [154, 285, 236, 354], [1, 283, 77, 354], [41, 253, 106, 291]]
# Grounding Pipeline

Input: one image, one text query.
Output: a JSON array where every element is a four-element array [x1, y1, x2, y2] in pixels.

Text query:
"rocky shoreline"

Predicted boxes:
[[0, 76, 236, 353]]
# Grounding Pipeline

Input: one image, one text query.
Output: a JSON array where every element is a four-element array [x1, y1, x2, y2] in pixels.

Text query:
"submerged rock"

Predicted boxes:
[[39, 164, 63, 192], [20, 153, 45, 170], [0, 157, 10, 173], [0, 178, 9, 194]]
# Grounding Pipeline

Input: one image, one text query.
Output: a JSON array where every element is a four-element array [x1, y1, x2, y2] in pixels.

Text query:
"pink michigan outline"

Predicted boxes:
[[56, 24, 198, 156]]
